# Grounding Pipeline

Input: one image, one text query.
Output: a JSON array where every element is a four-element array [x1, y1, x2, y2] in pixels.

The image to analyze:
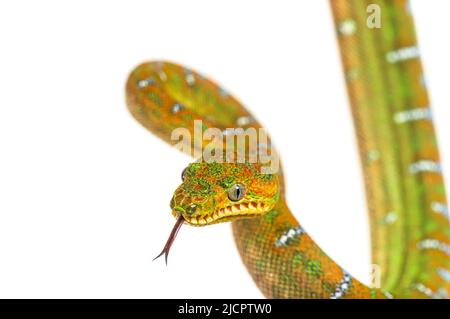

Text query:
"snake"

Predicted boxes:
[[125, 0, 450, 298]]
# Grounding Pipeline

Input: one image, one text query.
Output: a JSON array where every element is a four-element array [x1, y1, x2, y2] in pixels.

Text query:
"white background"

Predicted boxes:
[[0, 1, 449, 298]]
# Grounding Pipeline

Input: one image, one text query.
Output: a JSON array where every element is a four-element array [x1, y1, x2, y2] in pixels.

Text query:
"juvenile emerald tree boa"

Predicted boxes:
[[126, 0, 450, 298]]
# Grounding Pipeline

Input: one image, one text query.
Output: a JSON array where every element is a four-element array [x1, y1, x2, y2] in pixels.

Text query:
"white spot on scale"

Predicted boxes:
[[275, 226, 304, 247], [386, 46, 420, 63], [431, 202, 449, 218], [383, 291, 394, 299], [394, 107, 432, 124], [415, 283, 448, 299], [185, 73, 195, 86], [219, 87, 229, 97], [383, 212, 397, 225], [417, 239, 450, 256], [415, 283, 433, 297], [338, 20, 357, 36], [171, 103, 185, 114], [158, 71, 167, 81], [346, 68, 359, 81], [367, 150, 380, 162], [137, 77, 155, 88], [330, 271, 352, 299], [409, 160, 441, 174], [437, 268, 450, 282], [236, 116, 253, 127]]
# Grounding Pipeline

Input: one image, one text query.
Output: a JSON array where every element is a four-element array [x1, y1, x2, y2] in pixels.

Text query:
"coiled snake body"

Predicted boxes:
[[126, 0, 450, 298]]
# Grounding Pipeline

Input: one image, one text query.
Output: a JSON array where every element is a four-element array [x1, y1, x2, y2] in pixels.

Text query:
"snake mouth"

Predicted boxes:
[[172, 201, 271, 226]]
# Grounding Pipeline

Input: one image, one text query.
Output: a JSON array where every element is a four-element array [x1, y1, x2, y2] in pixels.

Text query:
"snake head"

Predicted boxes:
[[170, 161, 279, 226]]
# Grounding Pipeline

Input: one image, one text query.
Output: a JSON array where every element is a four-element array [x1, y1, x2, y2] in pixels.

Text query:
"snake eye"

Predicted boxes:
[[181, 167, 188, 181], [227, 183, 246, 202], [186, 204, 198, 215]]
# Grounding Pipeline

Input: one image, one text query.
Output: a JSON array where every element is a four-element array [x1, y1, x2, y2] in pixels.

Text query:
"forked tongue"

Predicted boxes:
[[153, 215, 184, 265]]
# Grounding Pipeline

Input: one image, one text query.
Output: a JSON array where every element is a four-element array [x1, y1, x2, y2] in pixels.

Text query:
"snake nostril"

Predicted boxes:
[[186, 204, 198, 215]]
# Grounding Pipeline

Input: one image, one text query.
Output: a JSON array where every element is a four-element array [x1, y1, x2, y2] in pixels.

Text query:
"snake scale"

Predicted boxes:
[[126, 0, 450, 298]]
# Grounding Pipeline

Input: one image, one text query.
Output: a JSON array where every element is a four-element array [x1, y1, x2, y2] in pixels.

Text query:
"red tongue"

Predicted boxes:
[[153, 215, 184, 265]]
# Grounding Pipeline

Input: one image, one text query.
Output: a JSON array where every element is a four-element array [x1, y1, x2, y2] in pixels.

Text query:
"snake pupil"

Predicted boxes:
[[228, 183, 246, 202]]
